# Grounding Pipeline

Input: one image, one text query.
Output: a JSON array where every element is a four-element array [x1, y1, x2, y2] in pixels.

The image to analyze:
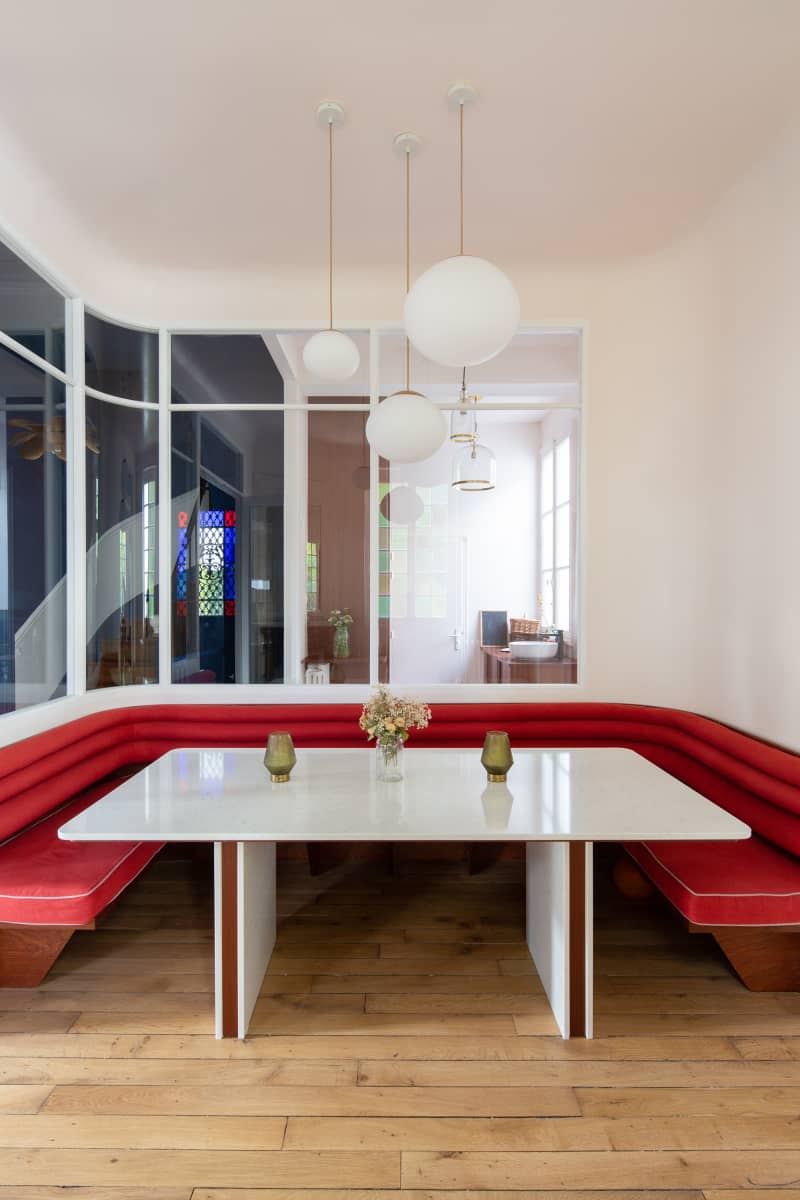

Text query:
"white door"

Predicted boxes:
[[388, 529, 468, 685]]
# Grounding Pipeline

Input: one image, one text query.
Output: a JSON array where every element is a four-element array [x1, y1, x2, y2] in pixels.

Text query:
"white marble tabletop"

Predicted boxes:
[[59, 747, 750, 844]]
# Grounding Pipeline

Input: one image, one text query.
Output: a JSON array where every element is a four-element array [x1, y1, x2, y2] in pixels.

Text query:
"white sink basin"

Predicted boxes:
[[511, 640, 559, 661]]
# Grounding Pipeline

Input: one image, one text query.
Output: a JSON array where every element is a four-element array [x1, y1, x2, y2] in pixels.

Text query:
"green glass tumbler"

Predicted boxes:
[[481, 730, 514, 783], [264, 731, 297, 783]]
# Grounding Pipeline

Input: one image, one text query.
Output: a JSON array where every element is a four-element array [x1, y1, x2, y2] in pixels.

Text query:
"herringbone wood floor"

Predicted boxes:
[[1, 847, 799, 1200]]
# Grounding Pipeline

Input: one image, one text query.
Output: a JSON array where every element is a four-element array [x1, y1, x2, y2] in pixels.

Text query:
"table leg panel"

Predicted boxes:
[[526, 841, 593, 1039], [237, 841, 277, 1038]]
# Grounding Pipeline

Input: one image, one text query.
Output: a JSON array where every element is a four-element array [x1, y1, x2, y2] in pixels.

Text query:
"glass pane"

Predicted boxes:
[[541, 511, 553, 572], [541, 448, 553, 512], [541, 570, 554, 629], [0, 242, 66, 371], [85, 313, 157, 402], [378, 323, 581, 686], [0, 345, 67, 711], [555, 567, 570, 632], [172, 335, 284, 404], [306, 411, 369, 684], [555, 503, 570, 569], [555, 437, 570, 506], [172, 410, 284, 683], [86, 397, 159, 687], [381, 408, 545, 685]]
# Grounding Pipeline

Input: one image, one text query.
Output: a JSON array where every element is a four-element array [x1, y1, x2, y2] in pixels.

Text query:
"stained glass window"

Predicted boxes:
[[176, 511, 189, 614], [176, 508, 236, 619], [198, 509, 236, 617]]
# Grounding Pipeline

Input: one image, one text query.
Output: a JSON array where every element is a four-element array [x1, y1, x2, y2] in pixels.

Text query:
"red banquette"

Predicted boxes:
[[0, 702, 798, 989]]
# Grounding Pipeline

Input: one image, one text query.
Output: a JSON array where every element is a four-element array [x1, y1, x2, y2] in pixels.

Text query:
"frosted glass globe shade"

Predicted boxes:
[[365, 390, 447, 463], [302, 329, 360, 380], [404, 255, 520, 368]]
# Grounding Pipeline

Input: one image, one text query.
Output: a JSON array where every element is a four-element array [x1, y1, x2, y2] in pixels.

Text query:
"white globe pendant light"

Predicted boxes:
[[366, 133, 446, 464], [303, 329, 360, 380], [303, 102, 360, 381], [367, 389, 447, 463], [406, 255, 519, 369], [404, 84, 519, 369]]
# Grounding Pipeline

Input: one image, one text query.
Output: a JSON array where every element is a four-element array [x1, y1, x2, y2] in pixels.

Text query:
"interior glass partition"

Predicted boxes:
[[0, 238, 585, 714], [0, 344, 67, 711]]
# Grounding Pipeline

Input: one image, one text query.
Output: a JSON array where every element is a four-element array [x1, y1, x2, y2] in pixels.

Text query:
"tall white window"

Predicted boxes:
[[540, 437, 571, 632]]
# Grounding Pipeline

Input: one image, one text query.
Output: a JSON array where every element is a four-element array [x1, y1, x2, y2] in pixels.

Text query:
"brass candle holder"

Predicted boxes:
[[481, 730, 513, 782], [264, 731, 297, 783]]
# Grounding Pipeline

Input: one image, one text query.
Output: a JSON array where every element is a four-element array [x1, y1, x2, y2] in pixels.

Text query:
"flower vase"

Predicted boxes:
[[332, 624, 350, 659], [376, 739, 403, 782]]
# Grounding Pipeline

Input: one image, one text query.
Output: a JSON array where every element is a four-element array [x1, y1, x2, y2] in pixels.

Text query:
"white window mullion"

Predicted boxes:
[[369, 328, 380, 685], [157, 328, 172, 685], [65, 298, 86, 695], [283, 381, 307, 684]]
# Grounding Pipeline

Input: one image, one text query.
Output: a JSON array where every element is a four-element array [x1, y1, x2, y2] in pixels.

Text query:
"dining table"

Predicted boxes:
[[59, 745, 750, 1040]]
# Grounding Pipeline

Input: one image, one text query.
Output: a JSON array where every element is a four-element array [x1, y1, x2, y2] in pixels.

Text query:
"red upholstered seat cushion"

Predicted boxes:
[[0, 780, 163, 927], [625, 837, 800, 926]]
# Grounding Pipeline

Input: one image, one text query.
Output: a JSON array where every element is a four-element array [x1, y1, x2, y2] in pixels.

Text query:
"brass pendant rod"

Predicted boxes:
[[459, 100, 464, 256], [328, 118, 334, 330], [405, 144, 411, 392]]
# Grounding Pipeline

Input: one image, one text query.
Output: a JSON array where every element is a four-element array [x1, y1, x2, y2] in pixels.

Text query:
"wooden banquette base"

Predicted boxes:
[[0, 702, 798, 989], [0, 923, 89, 987], [695, 925, 800, 992]]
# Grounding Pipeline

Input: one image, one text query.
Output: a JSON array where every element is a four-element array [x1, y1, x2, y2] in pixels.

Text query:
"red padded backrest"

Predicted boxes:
[[1, 701, 799, 854]]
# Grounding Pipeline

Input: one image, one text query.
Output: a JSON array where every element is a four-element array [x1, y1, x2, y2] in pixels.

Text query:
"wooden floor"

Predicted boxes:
[[1, 848, 800, 1200]]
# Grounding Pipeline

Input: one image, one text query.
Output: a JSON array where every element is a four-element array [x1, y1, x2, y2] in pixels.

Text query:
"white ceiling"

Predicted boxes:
[[0, 0, 799, 281]]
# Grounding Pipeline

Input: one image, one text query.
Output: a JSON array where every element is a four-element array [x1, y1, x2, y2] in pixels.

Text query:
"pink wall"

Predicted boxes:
[[699, 123, 800, 750]]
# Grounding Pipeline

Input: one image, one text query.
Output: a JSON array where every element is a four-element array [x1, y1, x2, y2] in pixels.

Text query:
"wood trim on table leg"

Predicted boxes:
[[568, 841, 588, 1038], [568, 842, 586, 1036], [219, 842, 238, 1038]]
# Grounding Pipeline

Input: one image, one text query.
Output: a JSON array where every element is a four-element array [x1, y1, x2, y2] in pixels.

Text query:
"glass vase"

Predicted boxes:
[[332, 623, 350, 659], [376, 739, 403, 782]]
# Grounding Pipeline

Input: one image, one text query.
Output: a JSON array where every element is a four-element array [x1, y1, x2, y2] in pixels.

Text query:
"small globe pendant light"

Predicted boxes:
[[303, 102, 360, 381], [366, 133, 447, 463], [404, 84, 520, 369]]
